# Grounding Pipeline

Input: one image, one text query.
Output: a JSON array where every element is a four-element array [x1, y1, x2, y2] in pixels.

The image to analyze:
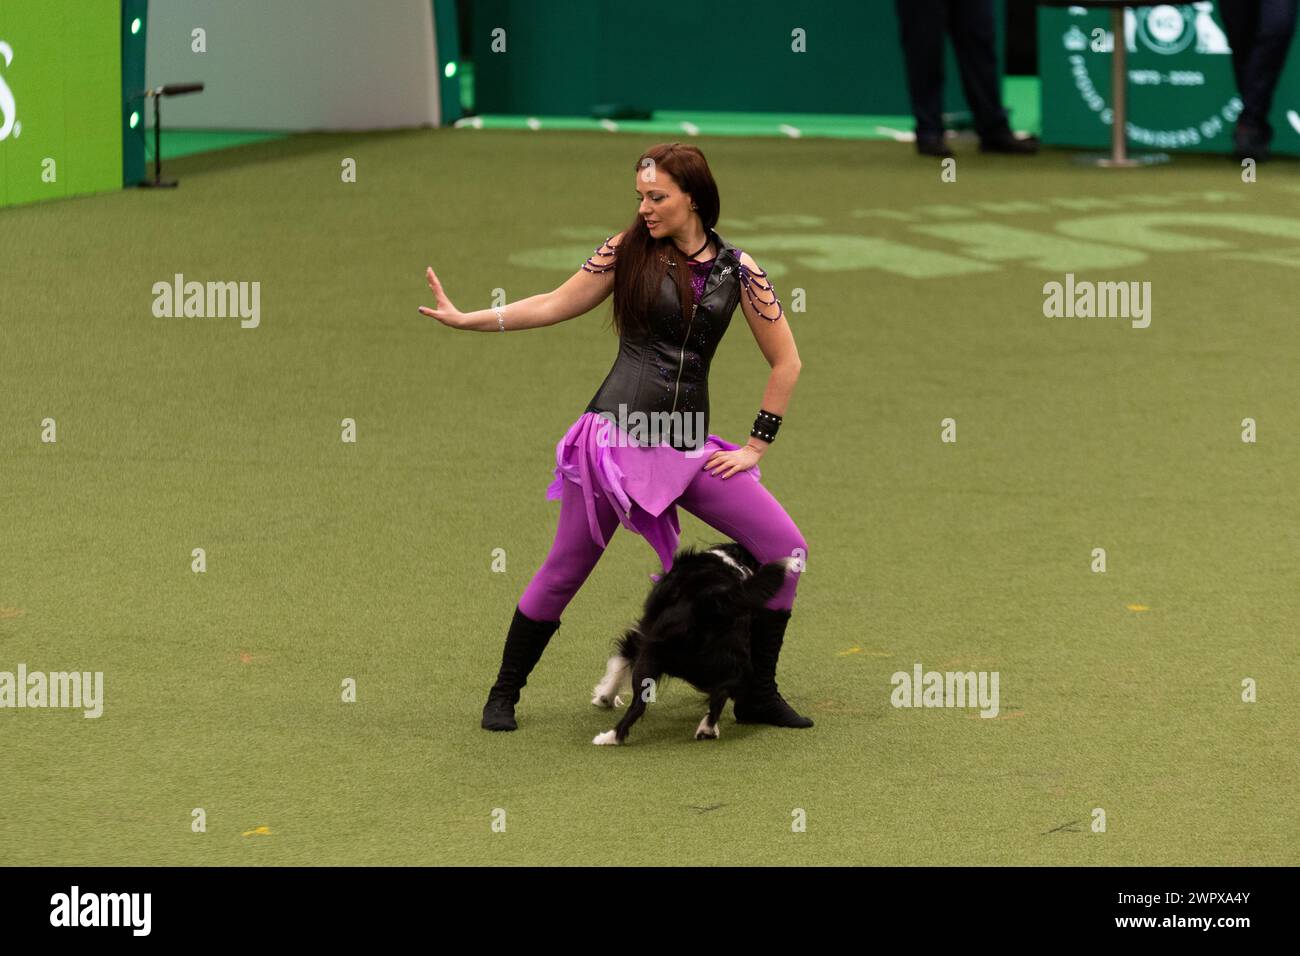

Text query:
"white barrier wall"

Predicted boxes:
[[145, 0, 440, 130]]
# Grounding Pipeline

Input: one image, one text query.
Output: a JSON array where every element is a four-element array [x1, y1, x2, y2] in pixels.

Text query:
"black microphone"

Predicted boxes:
[[158, 82, 204, 96], [137, 82, 206, 98]]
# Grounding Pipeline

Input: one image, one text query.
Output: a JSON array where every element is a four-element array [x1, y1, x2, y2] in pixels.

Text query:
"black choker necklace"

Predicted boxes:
[[659, 233, 713, 268], [670, 238, 712, 267], [676, 235, 711, 261]]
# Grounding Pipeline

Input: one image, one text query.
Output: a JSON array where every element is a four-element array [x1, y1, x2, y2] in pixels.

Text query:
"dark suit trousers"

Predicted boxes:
[[1219, 0, 1299, 141], [894, 0, 1010, 140]]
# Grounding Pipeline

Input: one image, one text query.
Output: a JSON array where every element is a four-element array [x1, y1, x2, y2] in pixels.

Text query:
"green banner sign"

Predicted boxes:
[[1040, 2, 1300, 156], [0, 0, 122, 207]]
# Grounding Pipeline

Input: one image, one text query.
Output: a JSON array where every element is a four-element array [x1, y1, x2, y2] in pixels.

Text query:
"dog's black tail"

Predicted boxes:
[[739, 556, 800, 609], [615, 626, 641, 660]]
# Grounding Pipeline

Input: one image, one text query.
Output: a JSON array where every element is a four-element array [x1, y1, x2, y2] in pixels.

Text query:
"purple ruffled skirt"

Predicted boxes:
[[546, 412, 762, 575]]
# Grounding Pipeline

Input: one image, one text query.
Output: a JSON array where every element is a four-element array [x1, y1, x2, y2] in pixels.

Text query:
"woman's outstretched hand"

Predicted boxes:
[[704, 444, 763, 479], [418, 267, 467, 329]]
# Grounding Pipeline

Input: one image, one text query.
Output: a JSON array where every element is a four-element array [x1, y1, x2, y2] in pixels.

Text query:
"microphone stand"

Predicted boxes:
[[137, 83, 206, 189]]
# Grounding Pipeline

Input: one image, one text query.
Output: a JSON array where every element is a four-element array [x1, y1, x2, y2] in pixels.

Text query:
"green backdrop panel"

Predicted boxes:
[[469, 0, 1005, 125], [1, 0, 121, 207]]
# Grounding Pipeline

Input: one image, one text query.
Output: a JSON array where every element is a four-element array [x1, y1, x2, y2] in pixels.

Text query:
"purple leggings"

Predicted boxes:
[[518, 465, 807, 622]]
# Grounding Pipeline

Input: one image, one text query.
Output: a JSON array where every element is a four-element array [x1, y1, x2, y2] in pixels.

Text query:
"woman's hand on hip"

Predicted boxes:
[[704, 444, 762, 479], [418, 267, 467, 329]]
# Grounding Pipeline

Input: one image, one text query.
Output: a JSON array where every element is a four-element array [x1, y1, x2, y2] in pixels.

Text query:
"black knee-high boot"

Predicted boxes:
[[734, 607, 814, 728], [481, 605, 562, 731]]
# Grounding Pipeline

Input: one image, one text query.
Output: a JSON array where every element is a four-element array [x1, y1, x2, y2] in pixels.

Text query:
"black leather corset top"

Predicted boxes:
[[584, 230, 744, 451]]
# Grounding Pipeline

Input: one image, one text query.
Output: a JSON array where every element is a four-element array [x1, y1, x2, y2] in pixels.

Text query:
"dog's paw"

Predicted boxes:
[[694, 715, 721, 740], [591, 692, 625, 709], [592, 729, 620, 746]]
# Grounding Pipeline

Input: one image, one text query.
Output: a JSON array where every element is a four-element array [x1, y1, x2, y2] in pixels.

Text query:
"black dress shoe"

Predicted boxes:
[[1233, 122, 1271, 162], [980, 133, 1039, 154], [915, 135, 953, 158], [1233, 136, 1270, 163]]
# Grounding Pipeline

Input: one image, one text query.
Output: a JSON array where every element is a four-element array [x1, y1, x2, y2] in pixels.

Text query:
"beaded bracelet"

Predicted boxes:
[[750, 408, 783, 443]]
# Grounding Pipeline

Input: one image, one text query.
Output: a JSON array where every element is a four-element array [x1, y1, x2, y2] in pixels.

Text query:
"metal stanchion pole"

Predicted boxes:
[[1110, 7, 1128, 163], [1073, 3, 1170, 167]]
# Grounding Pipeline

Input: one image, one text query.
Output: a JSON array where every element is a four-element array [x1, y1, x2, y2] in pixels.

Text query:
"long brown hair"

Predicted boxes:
[[611, 143, 721, 339]]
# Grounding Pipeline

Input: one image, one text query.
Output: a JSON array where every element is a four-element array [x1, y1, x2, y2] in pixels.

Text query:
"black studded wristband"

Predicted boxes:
[[750, 409, 783, 443]]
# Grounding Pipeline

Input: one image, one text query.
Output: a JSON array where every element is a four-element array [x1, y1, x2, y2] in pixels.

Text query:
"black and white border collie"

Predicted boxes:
[[591, 542, 797, 745]]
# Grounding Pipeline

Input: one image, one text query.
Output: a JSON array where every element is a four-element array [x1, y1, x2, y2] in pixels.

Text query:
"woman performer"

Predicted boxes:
[[420, 143, 811, 734]]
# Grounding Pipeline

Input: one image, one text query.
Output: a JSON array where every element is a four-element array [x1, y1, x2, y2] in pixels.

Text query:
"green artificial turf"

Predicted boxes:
[[1, 129, 1297, 866]]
